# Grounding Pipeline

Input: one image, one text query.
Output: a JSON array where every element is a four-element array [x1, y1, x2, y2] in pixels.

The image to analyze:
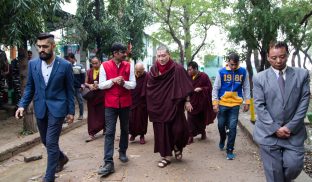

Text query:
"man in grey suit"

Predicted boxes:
[[253, 41, 310, 182]]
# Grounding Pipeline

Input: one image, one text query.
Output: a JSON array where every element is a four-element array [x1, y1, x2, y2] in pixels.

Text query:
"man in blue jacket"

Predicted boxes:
[[15, 33, 75, 182], [212, 52, 250, 160]]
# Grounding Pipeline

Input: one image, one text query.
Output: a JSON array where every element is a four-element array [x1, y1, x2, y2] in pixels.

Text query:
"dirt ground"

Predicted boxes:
[[0, 119, 265, 182], [0, 116, 23, 147]]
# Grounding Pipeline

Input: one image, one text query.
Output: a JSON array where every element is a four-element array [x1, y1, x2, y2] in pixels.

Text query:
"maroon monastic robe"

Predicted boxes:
[[187, 72, 216, 137], [146, 60, 193, 157], [129, 72, 148, 137], [86, 69, 105, 136]]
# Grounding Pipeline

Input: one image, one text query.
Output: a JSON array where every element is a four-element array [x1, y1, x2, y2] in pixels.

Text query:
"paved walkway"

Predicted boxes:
[[0, 110, 310, 181], [0, 118, 265, 182]]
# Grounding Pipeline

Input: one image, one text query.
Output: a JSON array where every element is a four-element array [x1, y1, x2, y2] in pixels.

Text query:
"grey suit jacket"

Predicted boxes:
[[253, 67, 310, 147]]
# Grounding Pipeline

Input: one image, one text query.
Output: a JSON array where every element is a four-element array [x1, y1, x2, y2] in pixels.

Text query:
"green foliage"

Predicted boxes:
[[203, 54, 217, 67], [19, 129, 34, 136], [0, 0, 69, 47], [147, 0, 226, 64], [307, 112, 312, 124], [226, 0, 279, 71], [224, 0, 312, 71], [75, 0, 150, 61]]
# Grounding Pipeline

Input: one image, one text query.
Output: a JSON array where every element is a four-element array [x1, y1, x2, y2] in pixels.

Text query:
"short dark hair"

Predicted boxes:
[[157, 45, 170, 54], [27, 51, 32, 54], [67, 53, 75, 59], [111, 43, 126, 54], [187, 61, 198, 70], [227, 52, 240, 63], [37, 33, 54, 40], [268, 41, 289, 54], [91, 56, 100, 62]]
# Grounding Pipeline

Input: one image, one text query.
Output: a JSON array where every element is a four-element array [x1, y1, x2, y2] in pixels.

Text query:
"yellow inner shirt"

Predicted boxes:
[[93, 69, 99, 80]]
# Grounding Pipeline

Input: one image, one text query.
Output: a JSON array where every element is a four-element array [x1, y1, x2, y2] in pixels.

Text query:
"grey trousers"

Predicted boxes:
[[259, 142, 304, 182]]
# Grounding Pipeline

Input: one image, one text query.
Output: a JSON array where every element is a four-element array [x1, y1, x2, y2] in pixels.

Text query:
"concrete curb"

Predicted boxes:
[[0, 119, 86, 162], [238, 113, 311, 181]]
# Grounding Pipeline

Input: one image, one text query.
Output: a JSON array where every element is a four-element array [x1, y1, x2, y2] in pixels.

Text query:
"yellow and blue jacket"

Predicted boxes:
[[212, 65, 250, 107]]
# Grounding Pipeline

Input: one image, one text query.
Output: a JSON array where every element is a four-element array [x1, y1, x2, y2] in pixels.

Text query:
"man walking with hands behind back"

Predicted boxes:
[[97, 43, 136, 177], [15, 33, 75, 182], [253, 41, 310, 182]]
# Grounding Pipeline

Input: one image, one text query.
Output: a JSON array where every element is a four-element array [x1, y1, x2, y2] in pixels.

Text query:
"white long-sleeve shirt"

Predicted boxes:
[[99, 61, 136, 90]]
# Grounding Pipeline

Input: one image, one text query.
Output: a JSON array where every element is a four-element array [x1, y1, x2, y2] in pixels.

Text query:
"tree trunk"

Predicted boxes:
[[303, 55, 307, 69], [183, 4, 191, 65], [253, 49, 260, 72], [246, 48, 253, 93], [179, 45, 184, 65], [291, 49, 299, 67], [297, 53, 301, 68], [19, 39, 38, 133], [24, 102, 38, 132], [95, 0, 102, 61], [259, 49, 266, 72]]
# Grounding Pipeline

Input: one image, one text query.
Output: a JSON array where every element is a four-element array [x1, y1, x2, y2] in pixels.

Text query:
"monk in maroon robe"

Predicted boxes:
[[129, 62, 148, 144], [84, 57, 105, 142], [187, 61, 216, 144], [146, 46, 193, 168]]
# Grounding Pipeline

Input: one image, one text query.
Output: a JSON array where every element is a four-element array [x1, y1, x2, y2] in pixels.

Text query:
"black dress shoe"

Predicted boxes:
[[55, 155, 69, 173], [119, 152, 129, 163], [98, 163, 115, 176]]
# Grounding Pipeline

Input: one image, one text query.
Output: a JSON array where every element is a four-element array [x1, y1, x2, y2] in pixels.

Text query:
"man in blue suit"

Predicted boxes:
[[15, 33, 75, 182]]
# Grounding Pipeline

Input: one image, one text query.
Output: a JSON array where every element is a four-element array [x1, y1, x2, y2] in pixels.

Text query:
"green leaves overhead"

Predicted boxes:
[[146, 0, 225, 65], [0, 0, 69, 47], [76, 0, 150, 61], [225, 0, 312, 71]]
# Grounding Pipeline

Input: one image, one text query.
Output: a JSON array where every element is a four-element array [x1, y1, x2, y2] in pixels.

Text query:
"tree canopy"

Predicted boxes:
[[75, 0, 150, 61], [0, 0, 69, 47], [225, 0, 312, 72], [146, 0, 225, 65]]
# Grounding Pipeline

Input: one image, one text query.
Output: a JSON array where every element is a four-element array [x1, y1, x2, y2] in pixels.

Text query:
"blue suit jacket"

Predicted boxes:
[[19, 57, 75, 119]]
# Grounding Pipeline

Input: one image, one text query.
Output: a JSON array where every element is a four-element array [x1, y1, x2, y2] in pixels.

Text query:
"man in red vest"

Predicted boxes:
[[97, 43, 136, 177]]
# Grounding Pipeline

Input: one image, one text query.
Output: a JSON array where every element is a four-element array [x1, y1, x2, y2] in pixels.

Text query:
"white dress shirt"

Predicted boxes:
[[99, 61, 136, 90], [41, 58, 56, 85], [271, 66, 287, 80]]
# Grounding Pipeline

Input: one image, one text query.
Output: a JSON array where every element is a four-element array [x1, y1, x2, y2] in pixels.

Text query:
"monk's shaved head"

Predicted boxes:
[[135, 62, 145, 77], [135, 62, 145, 70]]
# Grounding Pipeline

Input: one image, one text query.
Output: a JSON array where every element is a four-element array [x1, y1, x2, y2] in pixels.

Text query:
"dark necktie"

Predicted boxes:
[[278, 71, 285, 96]]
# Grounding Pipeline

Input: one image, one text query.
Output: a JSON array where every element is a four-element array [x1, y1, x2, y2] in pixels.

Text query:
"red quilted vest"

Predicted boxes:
[[102, 60, 132, 108]]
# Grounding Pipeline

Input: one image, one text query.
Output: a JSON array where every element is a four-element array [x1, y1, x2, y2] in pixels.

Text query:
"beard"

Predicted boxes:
[[39, 51, 53, 61]]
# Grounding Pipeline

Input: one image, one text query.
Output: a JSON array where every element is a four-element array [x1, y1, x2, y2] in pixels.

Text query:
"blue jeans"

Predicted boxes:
[[217, 105, 240, 152], [75, 88, 84, 116], [104, 107, 129, 164], [37, 111, 65, 182]]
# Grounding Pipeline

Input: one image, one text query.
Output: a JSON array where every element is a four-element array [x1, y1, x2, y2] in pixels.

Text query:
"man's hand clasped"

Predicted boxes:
[[194, 87, 202, 92], [276, 126, 291, 138], [185, 101, 193, 112], [112, 76, 125, 86]]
